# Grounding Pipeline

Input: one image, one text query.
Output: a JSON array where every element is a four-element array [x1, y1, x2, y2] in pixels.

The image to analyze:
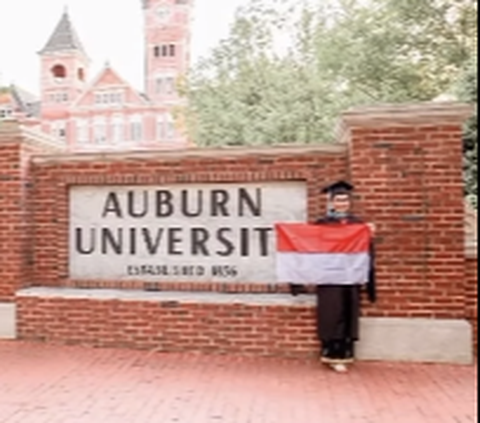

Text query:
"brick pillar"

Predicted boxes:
[[341, 103, 472, 319], [0, 121, 62, 301]]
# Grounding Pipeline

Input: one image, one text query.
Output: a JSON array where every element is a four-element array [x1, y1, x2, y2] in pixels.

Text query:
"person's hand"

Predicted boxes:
[[367, 222, 376, 235]]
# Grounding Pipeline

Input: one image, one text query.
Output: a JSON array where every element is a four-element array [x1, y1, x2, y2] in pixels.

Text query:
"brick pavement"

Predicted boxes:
[[0, 341, 476, 423]]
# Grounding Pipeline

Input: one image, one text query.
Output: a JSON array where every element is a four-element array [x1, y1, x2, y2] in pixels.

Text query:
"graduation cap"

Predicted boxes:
[[321, 180, 354, 197]]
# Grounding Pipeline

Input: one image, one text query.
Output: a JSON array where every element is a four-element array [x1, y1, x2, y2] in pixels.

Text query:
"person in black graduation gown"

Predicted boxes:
[[289, 180, 376, 373]]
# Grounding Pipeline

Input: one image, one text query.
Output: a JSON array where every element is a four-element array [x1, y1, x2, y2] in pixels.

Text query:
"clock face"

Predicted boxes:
[[156, 6, 172, 24]]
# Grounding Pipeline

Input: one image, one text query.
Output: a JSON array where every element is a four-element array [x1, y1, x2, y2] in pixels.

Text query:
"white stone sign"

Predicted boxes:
[[69, 182, 307, 283]]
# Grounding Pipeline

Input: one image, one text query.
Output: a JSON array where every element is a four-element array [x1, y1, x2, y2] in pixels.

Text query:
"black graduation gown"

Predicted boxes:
[[316, 214, 376, 345], [289, 215, 376, 343]]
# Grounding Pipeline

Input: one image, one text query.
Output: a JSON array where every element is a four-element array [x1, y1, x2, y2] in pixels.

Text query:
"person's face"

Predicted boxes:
[[331, 193, 351, 214]]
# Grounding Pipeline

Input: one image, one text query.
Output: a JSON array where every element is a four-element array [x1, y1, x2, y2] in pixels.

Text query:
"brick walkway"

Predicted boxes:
[[0, 341, 476, 423]]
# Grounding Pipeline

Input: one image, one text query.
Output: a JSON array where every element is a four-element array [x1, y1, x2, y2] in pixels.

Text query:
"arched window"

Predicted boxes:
[[51, 64, 67, 82], [78, 68, 85, 82]]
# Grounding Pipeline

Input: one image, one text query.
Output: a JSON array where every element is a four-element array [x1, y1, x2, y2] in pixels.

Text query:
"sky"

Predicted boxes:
[[0, 0, 245, 94]]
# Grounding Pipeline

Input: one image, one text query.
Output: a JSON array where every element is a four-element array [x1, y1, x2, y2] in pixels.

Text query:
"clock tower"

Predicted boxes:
[[142, 0, 192, 102]]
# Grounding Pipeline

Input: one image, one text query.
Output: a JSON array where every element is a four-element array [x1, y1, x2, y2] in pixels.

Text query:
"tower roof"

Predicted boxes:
[[39, 9, 86, 55]]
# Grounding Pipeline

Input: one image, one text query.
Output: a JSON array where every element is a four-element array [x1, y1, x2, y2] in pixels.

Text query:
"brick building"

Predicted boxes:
[[0, 0, 192, 151]]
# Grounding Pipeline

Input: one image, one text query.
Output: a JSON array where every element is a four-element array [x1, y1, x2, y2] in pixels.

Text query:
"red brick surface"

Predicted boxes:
[[0, 122, 64, 301], [0, 138, 56, 301], [17, 295, 319, 358], [0, 341, 476, 423], [0, 142, 22, 301], [349, 125, 466, 320]]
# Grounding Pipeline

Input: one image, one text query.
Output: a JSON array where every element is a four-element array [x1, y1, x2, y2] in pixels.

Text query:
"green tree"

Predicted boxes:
[[458, 56, 478, 207], [183, 0, 341, 146], [182, 0, 477, 146], [311, 0, 477, 103]]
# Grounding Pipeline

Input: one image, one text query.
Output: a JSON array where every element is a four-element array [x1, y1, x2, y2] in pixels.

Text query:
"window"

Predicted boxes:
[[78, 68, 85, 82], [76, 119, 89, 144], [154, 44, 176, 58], [51, 64, 67, 83], [51, 121, 67, 140], [156, 113, 175, 141], [176, 0, 188, 4], [155, 75, 176, 95], [112, 115, 124, 143], [48, 92, 69, 103], [93, 117, 107, 144], [94, 90, 124, 106], [155, 78, 163, 94], [0, 107, 13, 120], [129, 115, 143, 142]]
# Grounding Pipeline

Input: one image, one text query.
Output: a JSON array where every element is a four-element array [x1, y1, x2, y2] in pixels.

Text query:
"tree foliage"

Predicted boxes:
[[458, 56, 478, 207], [182, 0, 477, 147]]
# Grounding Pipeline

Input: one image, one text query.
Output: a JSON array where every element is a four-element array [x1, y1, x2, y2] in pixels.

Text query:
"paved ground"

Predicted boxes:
[[0, 341, 476, 423]]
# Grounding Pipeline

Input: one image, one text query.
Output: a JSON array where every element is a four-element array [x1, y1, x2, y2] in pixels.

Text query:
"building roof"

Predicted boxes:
[[11, 85, 41, 118], [0, 85, 41, 118], [71, 63, 150, 109], [0, 88, 13, 106], [39, 10, 86, 55]]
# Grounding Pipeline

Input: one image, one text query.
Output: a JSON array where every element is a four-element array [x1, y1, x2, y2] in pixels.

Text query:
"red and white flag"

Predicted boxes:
[[275, 223, 372, 285]]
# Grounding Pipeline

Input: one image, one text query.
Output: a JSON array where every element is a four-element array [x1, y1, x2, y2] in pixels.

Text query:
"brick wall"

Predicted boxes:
[[30, 145, 347, 292], [345, 108, 467, 320], [17, 294, 318, 358], [0, 139, 22, 301], [3, 103, 477, 358], [0, 123, 62, 301]]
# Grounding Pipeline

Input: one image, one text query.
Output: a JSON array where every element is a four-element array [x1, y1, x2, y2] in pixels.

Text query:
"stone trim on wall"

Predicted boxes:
[[31, 143, 347, 164]]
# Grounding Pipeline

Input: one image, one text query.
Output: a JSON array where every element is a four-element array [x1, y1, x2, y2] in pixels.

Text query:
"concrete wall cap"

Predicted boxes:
[[31, 142, 346, 164], [340, 102, 473, 129]]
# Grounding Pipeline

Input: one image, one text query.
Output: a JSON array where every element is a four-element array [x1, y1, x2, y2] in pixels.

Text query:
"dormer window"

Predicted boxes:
[[51, 64, 67, 83], [94, 90, 124, 106], [0, 107, 13, 120]]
